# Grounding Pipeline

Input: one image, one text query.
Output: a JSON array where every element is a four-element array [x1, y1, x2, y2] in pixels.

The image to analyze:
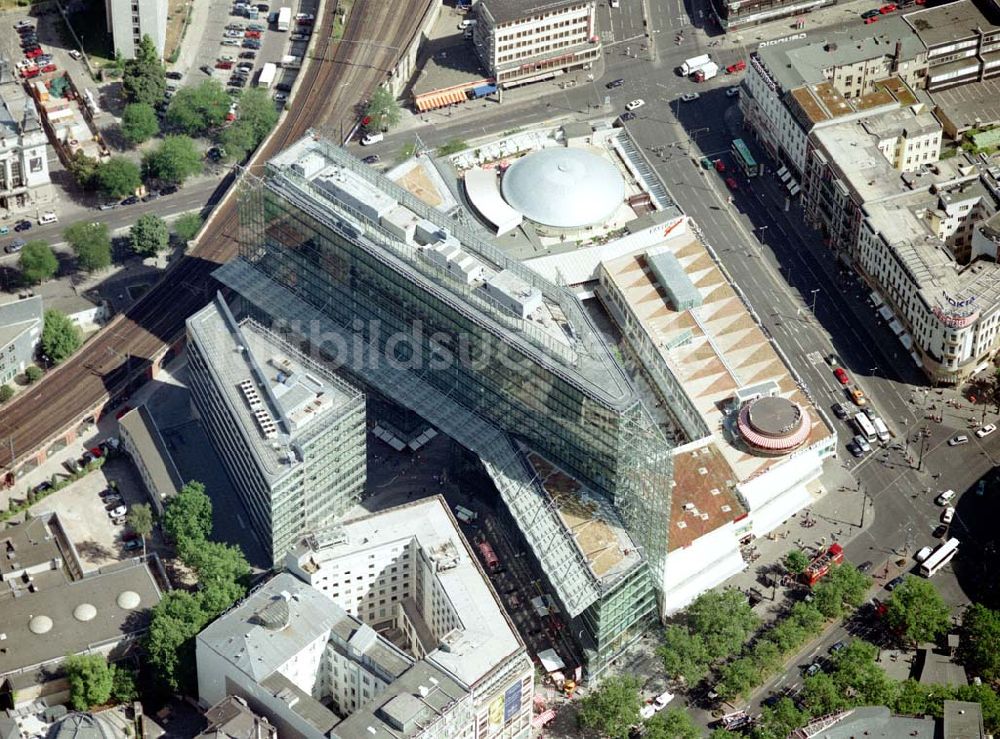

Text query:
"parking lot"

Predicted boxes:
[[176, 0, 320, 107]]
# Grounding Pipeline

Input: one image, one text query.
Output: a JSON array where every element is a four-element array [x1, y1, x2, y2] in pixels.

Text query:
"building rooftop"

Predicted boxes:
[[755, 17, 923, 93], [0, 295, 42, 351], [796, 706, 935, 738], [600, 231, 835, 483], [479, 0, 584, 25], [286, 497, 524, 688], [918, 647, 969, 687], [930, 76, 1000, 135], [943, 700, 985, 739], [668, 439, 746, 551], [525, 451, 642, 579], [903, 0, 1000, 49], [0, 515, 62, 581], [198, 696, 277, 739], [186, 297, 363, 484], [117, 405, 184, 500], [265, 135, 637, 411], [0, 557, 162, 680]]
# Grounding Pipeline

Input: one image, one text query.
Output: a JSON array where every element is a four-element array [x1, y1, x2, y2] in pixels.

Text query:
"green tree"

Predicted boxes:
[[751, 698, 806, 739], [173, 211, 203, 242], [785, 549, 809, 575], [658, 625, 711, 685], [65, 222, 111, 272], [717, 657, 757, 701], [144, 590, 209, 693], [130, 213, 169, 257], [829, 640, 897, 706], [66, 150, 99, 189], [955, 683, 1000, 734], [184, 539, 250, 616], [166, 80, 231, 135], [41, 309, 81, 364], [127, 503, 154, 539], [122, 35, 166, 107], [0, 384, 13, 403], [687, 589, 759, 660], [886, 576, 951, 647], [709, 731, 740, 739], [824, 563, 872, 608], [63, 654, 114, 711], [749, 639, 782, 678], [644, 708, 699, 739], [94, 157, 142, 199], [24, 365, 43, 383], [961, 604, 1000, 681], [364, 86, 401, 132], [893, 679, 934, 716], [121, 102, 160, 144], [110, 665, 138, 703], [800, 673, 851, 715], [143, 135, 202, 184], [219, 87, 279, 161], [812, 580, 846, 619], [18, 240, 58, 284], [576, 675, 641, 739], [164, 480, 213, 544]]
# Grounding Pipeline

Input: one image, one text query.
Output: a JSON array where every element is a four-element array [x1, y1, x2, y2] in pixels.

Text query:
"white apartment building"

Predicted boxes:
[[472, 0, 600, 89], [741, 19, 927, 177], [0, 88, 51, 214], [285, 497, 533, 739], [198, 499, 532, 739], [105, 0, 167, 59]]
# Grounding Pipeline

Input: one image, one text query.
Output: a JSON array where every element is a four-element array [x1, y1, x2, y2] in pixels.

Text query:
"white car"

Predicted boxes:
[[107, 505, 127, 518], [361, 132, 384, 146], [639, 691, 674, 719], [625, 98, 645, 111], [976, 423, 996, 438], [726, 87, 740, 97], [296, 12, 315, 20], [680, 92, 700, 102], [941, 506, 955, 524], [274, 92, 288, 103], [915, 546, 933, 563], [935, 489, 956, 506], [38, 211, 57, 225]]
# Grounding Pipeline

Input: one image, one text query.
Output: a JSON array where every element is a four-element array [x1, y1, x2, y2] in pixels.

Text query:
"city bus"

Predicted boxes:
[[731, 138, 761, 177], [920, 537, 960, 577], [854, 412, 877, 443]]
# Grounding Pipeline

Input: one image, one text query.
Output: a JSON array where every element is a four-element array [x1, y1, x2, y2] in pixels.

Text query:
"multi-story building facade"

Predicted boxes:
[[741, 21, 927, 177], [186, 296, 367, 564], [215, 135, 671, 678], [710, 0, 834, 32], [903, 0, 1000, 92], [0, 295, 42, 385], [472, 0, 601, 89], [105, 0, 167, 59], [118, 405, 184, 515], [284, 498, 533, 738], [0, 89, 51, 215]]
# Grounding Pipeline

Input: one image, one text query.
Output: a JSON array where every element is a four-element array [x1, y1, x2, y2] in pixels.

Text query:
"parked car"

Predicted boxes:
[[296, 11, 314, 20], [829, 640, 847, 654], [240, 50, 257, 59], [64, 458, 81, 474], [14, 19, 34, 29], [932, 524, 949, 538], [831, 402, 848, 420], [80, 451, 95, 466], [229, 77, 247, 87], [834, 367, 850, 384], [222, 38, 240, 46], [936, 489, 956, 506], [160, 184, 179, 195], [107, 505, 127, 518], [680, 92, 700, 102], [976, 423, 996, 438], [25, 48, 43, 59], [68, 49, 82, 60], [166, 70, 183, 80], [120, 195, 139, 206], [111, 515, 127, 526], [857, 560, 873, 573], [725, 177, 738, 190], [805, 663, 822, 677], [274, 92, 288, 103], [850, 386, 867, 406], [99, 201, 117, 210], [216, 60, 233, 69], [362, 154, 380, 164], [142, 191, 160, 203], [245, 29, 261, 38], [40, 63, 56, 73], [290, 33, 310, 41], [886, 576, 904, 591], [13, 219, 31, 232], [848, 442, 864, 457], [861, 8, 880, 17], [248, 22, 264, 30], [941, 506, 956, 524], [605, 78, 625, 89], [275, 82, 292, 92], [865, 15, 879, 23], [123, 538, 143, 551], [726, 60, 746, 74], [4, 238, 26, 253], [35, 54, 52, 65], [879, 3, 897, 12], [99, 488, 119, 499], [243, 39, 261, 48], [948, 434, 969, 446], [33, 480, 53, 494]]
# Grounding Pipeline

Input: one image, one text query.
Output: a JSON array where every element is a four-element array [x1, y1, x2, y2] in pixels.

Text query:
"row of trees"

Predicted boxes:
[[68, 135, 203, 197], [577, 676, 705, 739], [144, 481, 250, 694], [63, 654, 138, 712]]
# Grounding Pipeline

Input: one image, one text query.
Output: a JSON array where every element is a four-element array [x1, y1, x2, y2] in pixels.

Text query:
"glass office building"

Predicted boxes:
[[215, 134, 674, 678]]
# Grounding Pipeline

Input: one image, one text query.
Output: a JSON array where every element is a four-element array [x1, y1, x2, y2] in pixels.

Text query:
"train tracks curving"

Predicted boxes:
[[1, 0, 430, 472]]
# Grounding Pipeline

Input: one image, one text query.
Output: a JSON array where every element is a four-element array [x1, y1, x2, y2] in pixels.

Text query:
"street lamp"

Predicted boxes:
[[810, 288, 820, 315]]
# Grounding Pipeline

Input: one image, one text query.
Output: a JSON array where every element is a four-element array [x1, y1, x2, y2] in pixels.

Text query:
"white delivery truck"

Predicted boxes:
[[692, 61, 719, 82], [277, 6, 291, 30], [679, 54, 711, 76], [257, 62, 277, 89]]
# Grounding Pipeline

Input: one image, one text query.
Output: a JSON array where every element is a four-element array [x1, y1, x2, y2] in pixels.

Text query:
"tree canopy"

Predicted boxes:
[[960, 604, 1000, 681], [163, 480, 213, 544], [130, 213, 169, 257], [94, 157, 142, 199], [364, 86, 401, 132], [127, 503, 154, 539], [644, 708, 699, 739], [219, 87, 279, 162], [144, 589, 210, 693], [121, 102, 160, 145], [686, 589, 760, 660], [576, 675, 641, 739], [658, 625, 711, 685], [122, 35, 166, 107], [173, 211, 203, 242], [66, 151, 99, 189], [64, 654, 114, 711], [886, 576, 951, 646], [143, 135, 202, 184], [18, 240, 58, 284], [41, 309, 81, 364], [166, 80, 231, 135], [785, 549, 809, 575], [65, 221, 111, 272]]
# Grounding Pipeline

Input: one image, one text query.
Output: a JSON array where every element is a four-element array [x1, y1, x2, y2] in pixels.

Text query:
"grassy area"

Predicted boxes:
[[437, 138, 468, 156], [66, 0, 115, 65], [0, 0, 45, 11], [331, 0, 354, 42], [164, 0, 192, 64]]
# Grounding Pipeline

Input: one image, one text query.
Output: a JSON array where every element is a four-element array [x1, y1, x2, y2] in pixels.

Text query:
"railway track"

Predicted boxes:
[[1, 0, 429, 473]]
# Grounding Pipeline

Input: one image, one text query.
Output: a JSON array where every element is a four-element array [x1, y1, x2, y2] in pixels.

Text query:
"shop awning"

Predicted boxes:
[[889, 318, 904, 335], [878, 305, 894, 321], [532, 710, 556, 729], [870, 290, 884, 306], [789, 183, 801, 196], [911, 350, 923, 367], [414, 88, 469, 111], [900, 333, 913, 349], [538, 649, 565, 673], [471, 83, 497, 98]]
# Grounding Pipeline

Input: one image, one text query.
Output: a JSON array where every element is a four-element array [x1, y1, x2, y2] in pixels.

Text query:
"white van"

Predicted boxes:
[[361, 132, 384, 146], [458, 18, 477, 29], [935, 489, 956, 506], [38, 211, 57, 225]]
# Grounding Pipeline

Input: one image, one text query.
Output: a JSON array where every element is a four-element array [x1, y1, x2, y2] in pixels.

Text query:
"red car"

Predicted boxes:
[[245, 30, 261, 38], [725, 177, 738, 190], [879, 3, 896, 11], [834, 367, 850, 385], [25, 47, 43, 59], [216, 60, 233, 69], [90, 447, 104, 458], [726, 60, 746, 74], [864, 15, 879, 22], [714, 159, 726, 173], [21, 66, 38, 78], [40, 63, 56, 73]]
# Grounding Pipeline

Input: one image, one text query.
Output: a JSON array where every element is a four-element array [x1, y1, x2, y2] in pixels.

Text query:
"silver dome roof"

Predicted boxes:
[[501, 148, 624, 229]]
